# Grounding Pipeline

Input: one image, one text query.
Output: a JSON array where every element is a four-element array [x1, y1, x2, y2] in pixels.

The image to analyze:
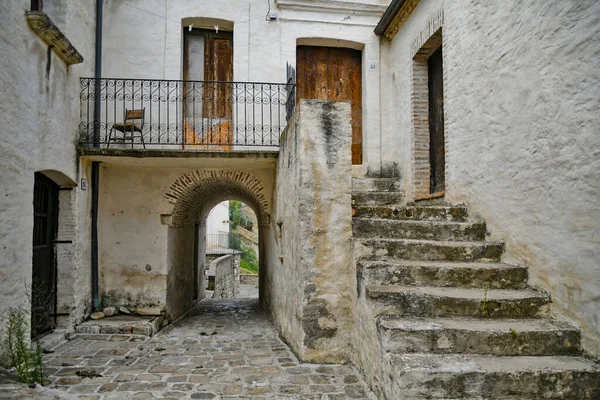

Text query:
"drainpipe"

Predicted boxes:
[[93, 0, 102, 146], [91, 0, 103, 311], [91, 162, 100, 311]]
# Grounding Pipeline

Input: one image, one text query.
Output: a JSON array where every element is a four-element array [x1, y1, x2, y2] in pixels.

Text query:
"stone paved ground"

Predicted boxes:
[[236, 284, 258, 299], [1, 299, 376, 399]]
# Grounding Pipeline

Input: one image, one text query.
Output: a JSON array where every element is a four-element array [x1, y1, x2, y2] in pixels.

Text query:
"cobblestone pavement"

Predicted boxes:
[[236, 284, 258, 299], [2, 299, 376, 399]]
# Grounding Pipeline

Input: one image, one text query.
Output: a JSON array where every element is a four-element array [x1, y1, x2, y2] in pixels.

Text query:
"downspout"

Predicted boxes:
[[91, 0, 103, 311], [91, 161, 100, 311]]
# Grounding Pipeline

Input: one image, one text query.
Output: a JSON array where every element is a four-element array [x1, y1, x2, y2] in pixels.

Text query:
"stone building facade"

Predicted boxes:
[[0, 0, 599, 398]]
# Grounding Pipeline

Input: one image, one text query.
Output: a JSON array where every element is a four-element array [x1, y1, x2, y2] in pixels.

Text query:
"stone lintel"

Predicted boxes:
[[26, 11, 84, 65]]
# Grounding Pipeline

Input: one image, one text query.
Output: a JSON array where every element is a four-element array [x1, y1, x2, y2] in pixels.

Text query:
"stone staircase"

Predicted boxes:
[[352, 178, 600, 399]]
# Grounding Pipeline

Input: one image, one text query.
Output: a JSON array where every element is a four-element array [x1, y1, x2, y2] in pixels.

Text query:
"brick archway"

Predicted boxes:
[[164, 169, 270, 227]]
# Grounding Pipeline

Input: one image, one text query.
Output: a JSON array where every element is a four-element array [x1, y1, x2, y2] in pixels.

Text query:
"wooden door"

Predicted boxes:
[[183, 29, 233, 149], [203, 32, 233, 120], [428, 47, 445, 194], [296, 46, 363, 164], [32, 172, 59, 337]]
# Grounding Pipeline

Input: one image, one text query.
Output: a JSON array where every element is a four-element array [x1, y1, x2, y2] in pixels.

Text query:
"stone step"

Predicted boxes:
[[378, 317, 582, 356], [386, 353, 600, 399], [74, 315, 163, 337], [352, 177, 401, 192], [355, 238, 504, 262], [366, 285, 551, 318], [352, 191, 404, 206], [353, 218, 487, 241], [357, 260, 528, 289], [354, 205, 468, 221]]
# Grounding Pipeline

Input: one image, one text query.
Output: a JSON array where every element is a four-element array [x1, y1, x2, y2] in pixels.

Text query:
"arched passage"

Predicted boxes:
[[163, 169, 271, 320]]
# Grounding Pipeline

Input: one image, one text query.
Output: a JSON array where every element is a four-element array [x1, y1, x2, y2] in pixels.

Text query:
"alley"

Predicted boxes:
[[23, 299, 375, 399]]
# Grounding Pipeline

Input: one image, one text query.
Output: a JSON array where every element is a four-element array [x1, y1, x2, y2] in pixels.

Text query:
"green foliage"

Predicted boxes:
[[32, 341, 45, 385], [4, 308, 45, 384], [229, 201, 243, 230], [229, 201, 254, 231], [240, 244, 259, 274], [241, 219, 254, 231]]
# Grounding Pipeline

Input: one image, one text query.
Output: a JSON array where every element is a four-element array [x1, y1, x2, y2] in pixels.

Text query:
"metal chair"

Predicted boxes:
[[107, 108, 146, 149]]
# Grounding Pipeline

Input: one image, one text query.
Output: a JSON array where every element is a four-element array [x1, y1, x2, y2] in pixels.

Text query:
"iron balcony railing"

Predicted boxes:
[[206, 232, 242, 253], [79, 77, 295, 149]]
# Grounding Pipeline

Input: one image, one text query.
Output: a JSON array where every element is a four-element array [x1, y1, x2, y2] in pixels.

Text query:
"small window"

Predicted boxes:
[[31, 0, 43, 11]]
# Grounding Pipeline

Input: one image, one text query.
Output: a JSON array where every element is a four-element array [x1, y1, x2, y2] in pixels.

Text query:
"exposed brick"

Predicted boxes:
[[165, 170, 270, 227], [411, 28, 446, 200]]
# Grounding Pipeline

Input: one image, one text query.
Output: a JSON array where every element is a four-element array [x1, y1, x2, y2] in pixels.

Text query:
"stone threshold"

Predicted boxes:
[[74, 314, 165, 337]]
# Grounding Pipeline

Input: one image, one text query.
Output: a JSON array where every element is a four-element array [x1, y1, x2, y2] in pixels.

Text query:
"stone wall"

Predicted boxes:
[[211, 254, 241, 299], [166, 226, 196, 320], [267, 100, 353, 363], [0, 0, 96, 350], [379, 0, 600, 357]]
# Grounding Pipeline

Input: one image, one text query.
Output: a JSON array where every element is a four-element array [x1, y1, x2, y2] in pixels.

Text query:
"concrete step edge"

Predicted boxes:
[[366, 284, 550, 301], [388, 353, 600, 373], [378, 316, 578, 334]]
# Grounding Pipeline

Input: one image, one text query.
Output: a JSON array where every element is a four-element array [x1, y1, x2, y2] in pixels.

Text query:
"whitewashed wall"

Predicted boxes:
[[95, 158, 276, 318], [380, 0, 600, 357], [206, 202, 229, 236], [0, 0, 96, 346], [100, 0, 387, 173]]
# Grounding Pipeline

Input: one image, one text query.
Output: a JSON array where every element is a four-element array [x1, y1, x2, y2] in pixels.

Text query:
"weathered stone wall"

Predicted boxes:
[[0, 0, 96, 349], [166, 226, 196, 320], [379, 0, 600, 356], [267, 100, 353, 363], [211, 254, 240, 299]]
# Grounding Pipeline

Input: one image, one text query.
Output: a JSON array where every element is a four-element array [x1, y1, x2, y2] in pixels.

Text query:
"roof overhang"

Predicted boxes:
[[374, 0, 421, 40]]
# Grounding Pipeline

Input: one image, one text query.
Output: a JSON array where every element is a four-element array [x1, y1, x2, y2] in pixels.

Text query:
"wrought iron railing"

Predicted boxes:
[[206, 232, 242, 253], [79, 78, 295, 149]]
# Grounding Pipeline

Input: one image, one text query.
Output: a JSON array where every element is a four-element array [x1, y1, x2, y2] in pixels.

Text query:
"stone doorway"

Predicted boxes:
[[164, 169, 271, 322]]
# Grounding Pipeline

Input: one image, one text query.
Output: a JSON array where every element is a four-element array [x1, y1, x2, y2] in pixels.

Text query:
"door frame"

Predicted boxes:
[[32, 172, 59, 337], [296, 45, 363, 165], [411, 28, 445, 201]]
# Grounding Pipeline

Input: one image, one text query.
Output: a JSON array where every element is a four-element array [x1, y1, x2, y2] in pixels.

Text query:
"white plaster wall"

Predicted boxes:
[[100, 0, 385, 172], [380, 0, 600, 357], [206, 202, 229, 236], [96, 160, 276, 315], [0, 0, 96, 348]]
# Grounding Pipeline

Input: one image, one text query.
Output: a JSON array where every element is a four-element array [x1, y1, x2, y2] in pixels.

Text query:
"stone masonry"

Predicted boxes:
[[352, 177, 600, 399], [0, 298, 376, 400]]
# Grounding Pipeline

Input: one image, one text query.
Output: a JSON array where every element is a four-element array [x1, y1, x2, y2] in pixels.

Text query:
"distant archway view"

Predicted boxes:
[[204, 200, 259, 299]]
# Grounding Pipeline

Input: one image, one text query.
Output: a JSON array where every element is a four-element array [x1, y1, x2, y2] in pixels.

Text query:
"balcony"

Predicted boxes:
[[79, 78, 295, 152]]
